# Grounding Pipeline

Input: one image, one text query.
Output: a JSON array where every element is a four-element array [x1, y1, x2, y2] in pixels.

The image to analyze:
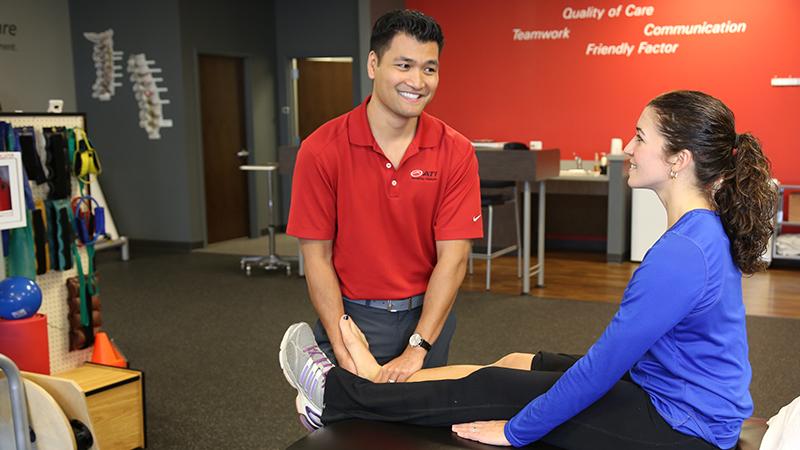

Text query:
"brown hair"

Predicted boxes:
[[648, 90, 776, 274]]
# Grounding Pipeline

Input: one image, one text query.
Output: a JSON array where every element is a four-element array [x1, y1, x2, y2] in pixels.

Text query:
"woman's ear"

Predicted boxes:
[[671, 149, 694, 174]]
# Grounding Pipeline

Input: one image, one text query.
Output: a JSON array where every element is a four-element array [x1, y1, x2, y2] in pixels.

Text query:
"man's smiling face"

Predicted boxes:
[[368, 32, 440, 121]]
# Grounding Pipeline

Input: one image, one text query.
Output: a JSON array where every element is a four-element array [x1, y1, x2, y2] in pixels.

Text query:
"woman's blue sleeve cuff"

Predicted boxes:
[[504, 417, 527, 447]]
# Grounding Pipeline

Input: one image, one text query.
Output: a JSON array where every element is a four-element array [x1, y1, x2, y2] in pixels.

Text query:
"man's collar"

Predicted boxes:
[[347, 95, 442, 149]]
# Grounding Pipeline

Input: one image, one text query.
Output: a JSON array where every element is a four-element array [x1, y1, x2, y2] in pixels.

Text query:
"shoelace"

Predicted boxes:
[[300, 345, 334, 395]]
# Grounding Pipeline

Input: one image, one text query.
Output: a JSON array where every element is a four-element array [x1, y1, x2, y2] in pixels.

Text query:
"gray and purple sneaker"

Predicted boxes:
[[279, 322, 334, 430]]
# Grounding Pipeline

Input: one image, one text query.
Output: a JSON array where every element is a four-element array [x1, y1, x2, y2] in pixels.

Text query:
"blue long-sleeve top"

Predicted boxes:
[[505, 210, 753, 449]]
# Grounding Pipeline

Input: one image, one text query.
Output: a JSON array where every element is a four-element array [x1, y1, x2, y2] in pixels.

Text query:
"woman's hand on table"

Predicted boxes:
[[452, 420, 512, 446]]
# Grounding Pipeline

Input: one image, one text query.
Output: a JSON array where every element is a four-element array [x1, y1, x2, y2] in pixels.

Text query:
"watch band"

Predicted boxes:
[[417, 338, 432, 351]]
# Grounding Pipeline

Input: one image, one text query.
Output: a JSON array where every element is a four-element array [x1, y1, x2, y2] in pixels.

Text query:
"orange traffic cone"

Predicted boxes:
[[91, 332, 127, 368]]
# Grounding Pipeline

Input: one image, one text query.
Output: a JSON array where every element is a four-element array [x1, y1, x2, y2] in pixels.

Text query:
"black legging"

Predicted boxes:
[[321, 352, 721, 450]]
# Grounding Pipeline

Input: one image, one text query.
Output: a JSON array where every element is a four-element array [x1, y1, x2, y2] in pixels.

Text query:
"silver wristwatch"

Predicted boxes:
[[409, 333, 432, 351]]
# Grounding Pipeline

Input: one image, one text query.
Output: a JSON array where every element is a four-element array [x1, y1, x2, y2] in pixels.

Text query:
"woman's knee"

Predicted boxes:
[[490, 352, 535, 370]]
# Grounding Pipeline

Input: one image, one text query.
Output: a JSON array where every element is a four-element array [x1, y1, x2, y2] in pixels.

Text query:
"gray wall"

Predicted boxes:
[[273, 0, 405, 144], [0, 0, 76, 112], [275, 0, 408, 224], [177, 0, 277, 239], [5, 0, 387, 243], [274, 0, 362, 225], [357, 0, 406, 101], [69, 0, 277, 246], [274, 0, 362, 146], [69, 0, 194, 245]]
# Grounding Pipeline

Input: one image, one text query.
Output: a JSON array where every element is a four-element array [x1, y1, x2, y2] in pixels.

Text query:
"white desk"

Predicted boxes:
[[475, 149, 560, 292]]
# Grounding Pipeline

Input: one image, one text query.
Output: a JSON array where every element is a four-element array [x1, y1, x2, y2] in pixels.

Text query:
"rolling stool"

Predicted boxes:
[[239, 164, 291, 276], [468, 180, 522, 290]]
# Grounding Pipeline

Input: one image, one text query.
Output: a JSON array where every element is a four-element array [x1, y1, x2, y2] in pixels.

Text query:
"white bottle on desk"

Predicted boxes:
[[600, 152, 608, 175]]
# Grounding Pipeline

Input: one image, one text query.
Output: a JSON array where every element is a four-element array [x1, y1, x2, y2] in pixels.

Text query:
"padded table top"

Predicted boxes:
[[287, 420, 561, 450], [288, 418, 768, 450]]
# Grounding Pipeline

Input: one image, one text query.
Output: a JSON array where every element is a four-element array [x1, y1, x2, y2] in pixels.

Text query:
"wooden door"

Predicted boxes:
[[297, 59, 353, 140], [199, 55, 249, 243]]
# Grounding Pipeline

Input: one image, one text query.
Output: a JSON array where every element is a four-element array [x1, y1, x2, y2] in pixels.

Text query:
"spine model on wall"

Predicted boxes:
[[83, 29, 123, 101], [126, 54, 173, 140]]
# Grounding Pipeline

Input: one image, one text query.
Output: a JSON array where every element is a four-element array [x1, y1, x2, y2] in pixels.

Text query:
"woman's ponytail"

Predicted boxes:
[[713, 132, 776, 274]]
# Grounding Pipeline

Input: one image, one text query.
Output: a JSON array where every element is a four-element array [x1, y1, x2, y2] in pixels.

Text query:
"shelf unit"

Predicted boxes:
[[0, 113, 128, 373], [772, 183, 800, 261]]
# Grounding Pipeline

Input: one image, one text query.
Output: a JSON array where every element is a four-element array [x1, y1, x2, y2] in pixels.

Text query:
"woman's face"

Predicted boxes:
[[623, 106, 676, 192]]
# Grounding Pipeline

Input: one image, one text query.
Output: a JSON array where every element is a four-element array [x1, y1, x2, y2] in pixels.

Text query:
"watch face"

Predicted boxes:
[[409, 334, 421, 346]]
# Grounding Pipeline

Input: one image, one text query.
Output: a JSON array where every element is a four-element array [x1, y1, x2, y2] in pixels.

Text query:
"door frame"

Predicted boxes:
[[286, 56, 355, 145], [192, 50, 267, 245], [279, 56, 356, 227]]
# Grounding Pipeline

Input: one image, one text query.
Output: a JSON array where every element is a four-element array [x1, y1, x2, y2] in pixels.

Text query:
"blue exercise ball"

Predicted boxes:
[[0, 277, 43, 320]]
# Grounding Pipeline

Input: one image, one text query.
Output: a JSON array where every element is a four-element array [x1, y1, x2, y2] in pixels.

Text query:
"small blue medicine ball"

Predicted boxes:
[[0, 277, 43, 320]]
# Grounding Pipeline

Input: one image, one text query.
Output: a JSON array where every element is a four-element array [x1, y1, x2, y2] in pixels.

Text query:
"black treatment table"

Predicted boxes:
[[288, 418, 768, 450], [287, 420, 562, 449]]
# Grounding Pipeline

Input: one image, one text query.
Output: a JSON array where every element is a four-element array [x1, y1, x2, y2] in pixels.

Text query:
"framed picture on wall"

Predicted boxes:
[[0, 152, 27, 230]]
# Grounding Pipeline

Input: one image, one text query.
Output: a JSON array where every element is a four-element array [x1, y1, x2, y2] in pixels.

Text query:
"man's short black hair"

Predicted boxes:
[[370, 9, 444, 60]]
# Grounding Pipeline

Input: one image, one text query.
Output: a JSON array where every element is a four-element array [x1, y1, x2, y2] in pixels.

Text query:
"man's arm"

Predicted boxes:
[[299, 239, 356, 374], [375, 239, 471, 383]]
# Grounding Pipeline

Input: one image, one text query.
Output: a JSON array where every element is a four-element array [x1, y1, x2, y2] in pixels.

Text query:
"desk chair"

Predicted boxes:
[[469, 180, 522, 290], [469, 143, 527, 290]]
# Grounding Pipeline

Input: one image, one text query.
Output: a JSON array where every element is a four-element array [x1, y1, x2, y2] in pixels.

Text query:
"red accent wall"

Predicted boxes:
[[406, 0, 800, 184]]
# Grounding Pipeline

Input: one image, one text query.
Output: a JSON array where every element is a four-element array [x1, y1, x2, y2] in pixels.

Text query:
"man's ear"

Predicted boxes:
[[367, 50, 378, 80]]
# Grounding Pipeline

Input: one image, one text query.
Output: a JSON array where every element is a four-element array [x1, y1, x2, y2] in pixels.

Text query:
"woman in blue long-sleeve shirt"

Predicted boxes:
[[279, 90, 776, 449]]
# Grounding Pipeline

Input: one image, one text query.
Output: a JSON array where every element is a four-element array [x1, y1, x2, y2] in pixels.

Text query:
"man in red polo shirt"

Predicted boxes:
[[287, 9, 482, 383]]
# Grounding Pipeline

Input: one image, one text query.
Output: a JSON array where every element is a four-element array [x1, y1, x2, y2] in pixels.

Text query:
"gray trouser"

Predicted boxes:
[[312, 301, 457, 368]]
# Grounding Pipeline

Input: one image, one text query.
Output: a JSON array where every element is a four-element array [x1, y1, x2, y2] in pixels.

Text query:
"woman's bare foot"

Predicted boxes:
[[339, 315, 381, 381]]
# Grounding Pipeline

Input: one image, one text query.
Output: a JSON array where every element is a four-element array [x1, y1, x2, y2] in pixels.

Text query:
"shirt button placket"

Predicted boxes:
[[383, 159, 398, 198], [386, 159, 399, 198]]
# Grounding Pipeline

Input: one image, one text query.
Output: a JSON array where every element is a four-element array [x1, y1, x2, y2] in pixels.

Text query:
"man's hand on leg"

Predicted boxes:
[[376, 346, 426, 383]]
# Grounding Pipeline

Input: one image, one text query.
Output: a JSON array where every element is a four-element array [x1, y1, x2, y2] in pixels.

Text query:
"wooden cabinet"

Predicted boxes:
[[55, 364, 145, 450]]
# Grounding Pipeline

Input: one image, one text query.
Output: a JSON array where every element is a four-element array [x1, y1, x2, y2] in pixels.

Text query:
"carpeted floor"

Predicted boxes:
[[96, 249, 800, 449], [192, 233, 299, 258]]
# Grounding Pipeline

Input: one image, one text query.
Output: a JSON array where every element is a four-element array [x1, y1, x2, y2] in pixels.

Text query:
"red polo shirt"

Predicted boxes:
[[287, 97, 483, 299]]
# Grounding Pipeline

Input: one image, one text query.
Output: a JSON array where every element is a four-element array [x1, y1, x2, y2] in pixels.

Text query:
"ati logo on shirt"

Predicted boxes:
[[409, 169, 438, 181]]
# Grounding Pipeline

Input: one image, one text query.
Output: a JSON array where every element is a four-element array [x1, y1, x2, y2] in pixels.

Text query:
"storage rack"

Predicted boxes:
[[0, 113, 127, 373], [772, 183, 800, 262]]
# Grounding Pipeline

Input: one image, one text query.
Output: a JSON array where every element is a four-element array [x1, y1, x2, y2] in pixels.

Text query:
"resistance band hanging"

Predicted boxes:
[[18, 126, 47, 184], [32, 201, 50, 275], [71, 128, 101, 190], [72, 244, 96, 330], [7, 126, 36, 209], [71, 196, 106, 245], [44, 127, 72, 200], [45, 200, 74, 271], [71, 196, 104, 330]]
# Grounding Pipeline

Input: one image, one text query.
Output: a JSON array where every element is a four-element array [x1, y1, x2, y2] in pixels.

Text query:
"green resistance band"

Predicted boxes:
[[71, 197, 98, 328]]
